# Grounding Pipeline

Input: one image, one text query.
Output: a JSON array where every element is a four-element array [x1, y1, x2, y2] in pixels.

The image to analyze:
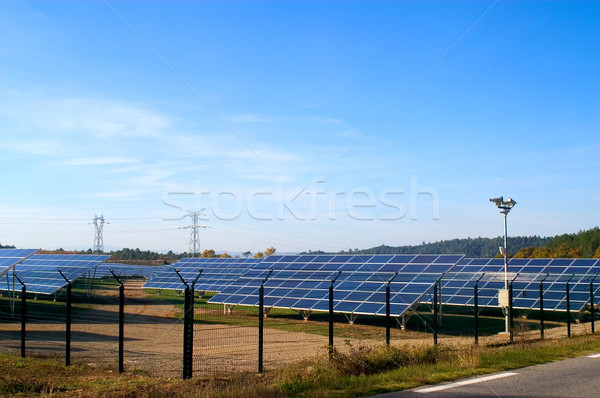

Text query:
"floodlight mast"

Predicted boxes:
[[489, 196, 517, 334]]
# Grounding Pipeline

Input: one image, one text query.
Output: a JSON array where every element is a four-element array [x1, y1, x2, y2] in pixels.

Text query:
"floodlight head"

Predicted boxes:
[[506, 197, 517, 206], [489, 197, 503, 207]]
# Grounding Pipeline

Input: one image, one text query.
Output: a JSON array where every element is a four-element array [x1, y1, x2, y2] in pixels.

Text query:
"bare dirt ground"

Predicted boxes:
[[1, 279, 595, 377]]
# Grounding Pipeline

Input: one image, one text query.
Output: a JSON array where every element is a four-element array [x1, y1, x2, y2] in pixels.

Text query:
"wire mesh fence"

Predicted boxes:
[[1, 274, 598, 379]]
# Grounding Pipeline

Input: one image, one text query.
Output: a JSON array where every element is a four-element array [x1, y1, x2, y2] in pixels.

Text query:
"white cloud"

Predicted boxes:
[[59, 157, 139, 166]]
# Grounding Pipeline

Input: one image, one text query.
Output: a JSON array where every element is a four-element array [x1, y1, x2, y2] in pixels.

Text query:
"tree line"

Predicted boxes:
[[303, 227, 600, 259]]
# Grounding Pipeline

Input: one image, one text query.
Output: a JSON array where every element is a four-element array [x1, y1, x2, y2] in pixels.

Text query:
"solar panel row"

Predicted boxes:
[[93, 263, 164, 279], [440, 258, 600, 312], [4, 254, 110, 295], [207, 254, 462, 317]]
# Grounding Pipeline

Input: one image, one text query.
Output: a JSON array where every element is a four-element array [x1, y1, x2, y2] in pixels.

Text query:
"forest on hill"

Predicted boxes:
[[305, 227, 600, 259]]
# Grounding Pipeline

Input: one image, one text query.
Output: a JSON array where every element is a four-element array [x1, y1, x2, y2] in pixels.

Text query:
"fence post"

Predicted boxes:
[[433, 279, 439, 345], [385, 272, 398, 346], [58, 269, 72, 367], [540, 274, 548, 340], [474, 273, 484, 345], [508, 280, 514, 344], [189, 272, 201, 377], [329, 271, 342, 358], [14, 274, 26, 358], [590, 275, 597, 334], [566, 274, 574, 338], [109, 270, 125, 374], [258, 270, 272, 374], [175, 269, 192, 379]]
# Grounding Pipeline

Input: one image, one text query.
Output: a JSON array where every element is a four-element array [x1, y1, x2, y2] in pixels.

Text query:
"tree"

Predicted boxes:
[[220, 252, 232, 258], [243, 251, 252, 258], [201, 249, 217, 258], [253, 252, 264, 259], [595, 246, 600, 259], [532, 247, 552, 258], [551, 243, 573, 258], [264, 247, 276, 256], [513, 247, 535, 258]]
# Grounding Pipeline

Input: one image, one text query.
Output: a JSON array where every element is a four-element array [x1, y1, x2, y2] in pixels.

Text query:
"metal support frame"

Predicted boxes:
[[298, 310, 312, 321], [566, 274, 574, 338], [329, 271, 342, 358], [258, 270, 273, 374], [540, 274, 548, 340], [109, 270, 125, 374], [58, 269, 72, 367], [343, 313, 359, 324]]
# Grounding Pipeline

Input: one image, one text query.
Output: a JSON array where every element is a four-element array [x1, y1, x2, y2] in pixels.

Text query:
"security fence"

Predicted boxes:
[[1, 273, 598, 379]]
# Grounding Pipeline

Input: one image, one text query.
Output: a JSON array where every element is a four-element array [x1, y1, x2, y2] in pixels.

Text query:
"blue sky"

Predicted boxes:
[[1, 1, 598, 254]]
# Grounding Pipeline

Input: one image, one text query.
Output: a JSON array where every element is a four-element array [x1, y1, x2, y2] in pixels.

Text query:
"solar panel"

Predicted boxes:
[[209, 254, 462, 317], [92, 263, 164, 279], [3, 254, 110, 295], [440, 258, 600, 312], [0, 248, 39, 277], [143, 257, 264, 291]]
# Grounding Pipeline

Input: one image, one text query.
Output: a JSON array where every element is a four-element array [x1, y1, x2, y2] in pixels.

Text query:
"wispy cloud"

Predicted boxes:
[[59, 156, 139, 166]]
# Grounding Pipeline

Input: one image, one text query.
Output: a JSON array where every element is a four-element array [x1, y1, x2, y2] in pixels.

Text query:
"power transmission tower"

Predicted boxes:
[[180, 209, 208, 257], [91, 215, 108, 253]]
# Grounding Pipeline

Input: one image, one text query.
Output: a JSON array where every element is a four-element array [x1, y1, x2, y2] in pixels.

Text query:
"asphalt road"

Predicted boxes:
[[374, 353, 600, 398]]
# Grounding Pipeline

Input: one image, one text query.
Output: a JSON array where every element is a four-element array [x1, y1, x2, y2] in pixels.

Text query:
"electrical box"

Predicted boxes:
[[498, 289, 509, 307]]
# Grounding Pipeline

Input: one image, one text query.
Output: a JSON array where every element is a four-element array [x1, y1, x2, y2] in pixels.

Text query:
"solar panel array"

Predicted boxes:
[[5, 254, 110, 294], [0, 248, 38, 277], [441, 258, 600, 312], [92, 263, 163, 279], [143, 257, 264, 291], [208, 254, 463, 317]]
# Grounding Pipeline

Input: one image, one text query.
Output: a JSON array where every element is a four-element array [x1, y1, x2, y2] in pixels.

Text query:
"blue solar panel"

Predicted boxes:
[[92, 263, 164, 279], [3, 254, 110, 295], [209, 254, 462, 317], [143, 257, 264, 291], [440, 258, 600, 311], [0, 249, 38, 276]]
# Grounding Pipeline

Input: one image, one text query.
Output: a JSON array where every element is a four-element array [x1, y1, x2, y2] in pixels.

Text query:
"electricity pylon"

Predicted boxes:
[[91, 215, 108, 253], [180, 209, 209, 257]]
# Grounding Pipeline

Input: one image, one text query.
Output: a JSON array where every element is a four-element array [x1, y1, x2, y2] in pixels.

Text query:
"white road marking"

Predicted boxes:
[[587, 353, 600, 358], [416, 372, 518, 393]]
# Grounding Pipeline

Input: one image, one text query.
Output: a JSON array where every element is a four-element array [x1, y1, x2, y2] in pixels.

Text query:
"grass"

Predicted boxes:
[[3, 334, 600, 397]]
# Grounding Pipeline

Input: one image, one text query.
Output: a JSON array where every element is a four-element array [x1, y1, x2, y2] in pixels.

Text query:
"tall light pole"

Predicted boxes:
[[489, 196, 516, 334]]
